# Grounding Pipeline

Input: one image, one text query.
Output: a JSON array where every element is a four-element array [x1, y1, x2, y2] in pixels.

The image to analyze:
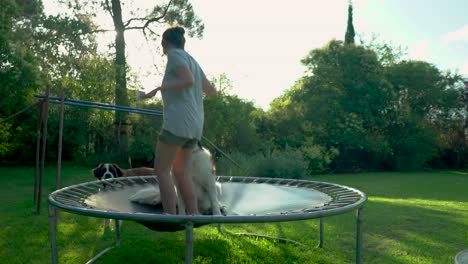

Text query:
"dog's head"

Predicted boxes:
[[92, 163, 124, 180]]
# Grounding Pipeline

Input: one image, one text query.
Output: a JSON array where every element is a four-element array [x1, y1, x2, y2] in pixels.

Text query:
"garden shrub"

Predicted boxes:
[[129, 139, 154, 168], [216, 148, 310, 179], [250, 148, 309, 179]]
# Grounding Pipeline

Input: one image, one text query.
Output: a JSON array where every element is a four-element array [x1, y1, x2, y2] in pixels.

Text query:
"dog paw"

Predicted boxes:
[[220, 206, 227, 216]]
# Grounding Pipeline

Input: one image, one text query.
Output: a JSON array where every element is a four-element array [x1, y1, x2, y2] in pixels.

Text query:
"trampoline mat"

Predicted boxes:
[[82, 181, 331, 231], [85, 182, 332, 216]]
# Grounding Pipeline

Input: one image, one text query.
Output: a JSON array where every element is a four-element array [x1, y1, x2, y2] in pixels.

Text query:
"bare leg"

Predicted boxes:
[[154, 141, 181, 214], [173, 148, 199, 215]]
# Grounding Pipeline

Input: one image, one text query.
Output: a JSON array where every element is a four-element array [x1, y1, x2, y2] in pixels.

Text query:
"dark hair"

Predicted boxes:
[[162, 26, 186, 49]]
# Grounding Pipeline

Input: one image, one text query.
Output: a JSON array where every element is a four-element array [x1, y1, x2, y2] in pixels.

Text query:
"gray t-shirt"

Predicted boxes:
[[161, 49, 205, 140]]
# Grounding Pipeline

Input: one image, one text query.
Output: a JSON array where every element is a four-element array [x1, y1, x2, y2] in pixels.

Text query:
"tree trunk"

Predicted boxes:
[[111, 0, 130, 162]]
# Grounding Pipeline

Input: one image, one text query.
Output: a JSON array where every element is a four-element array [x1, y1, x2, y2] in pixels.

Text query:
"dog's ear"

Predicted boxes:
[[92, 163, 104, 178], [146, 158, 155, 168], [111, 163, 125, 177]]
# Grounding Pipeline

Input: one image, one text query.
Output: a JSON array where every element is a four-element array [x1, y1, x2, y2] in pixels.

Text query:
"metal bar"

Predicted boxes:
[[115, 219, 122, 246], [55, 92, 65, 190], [318, 217, 324, 248], [33, 102, 43, 204], [34, 94, 163, 116], [356, 207, 363, 264], [201, 137, 243, 169], [85, 247, 114, 264], [84, 219, 121, 264], [61, 100, 161, 116], [48, 204, 58, 264], [0, 101, 41, 124], [185, 221, 194, 264], [36, 88, 50, 214], [217, 224, 305, 247], [34, 94, 244, 170]]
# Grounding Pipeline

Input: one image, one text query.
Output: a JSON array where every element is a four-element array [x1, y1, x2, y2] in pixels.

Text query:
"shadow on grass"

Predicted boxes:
[[73, 219, 351, 264], [362, 198, 467, 264]]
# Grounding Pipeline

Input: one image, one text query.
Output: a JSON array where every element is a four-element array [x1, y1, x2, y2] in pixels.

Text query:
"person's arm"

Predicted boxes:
[[160, 64, 195, 92], [140, 64, 194, 99], [202, 76, 217, 98], [140, 87, 160, 99]]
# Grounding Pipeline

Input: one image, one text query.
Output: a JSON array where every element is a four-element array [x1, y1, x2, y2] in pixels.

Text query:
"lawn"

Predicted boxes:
[[0, 166, 466, 263]]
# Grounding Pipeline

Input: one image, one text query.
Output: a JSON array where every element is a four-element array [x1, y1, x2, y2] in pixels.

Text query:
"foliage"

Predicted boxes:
[[27, 14, 98, 85], [37, 0, 206, 160], [128, 139, 154, 167], [264, 39, 465, 171], [383, 61, 464, 169], [0, 0, 43, 162], [216, 148, 310, 179], [215, 151, 254, 176], [262, 85, 305, 149], [344, 2, 355, 44], [1, 1, 465, 171], [204, 74, 263, 155], [301, 140, 339, 173], [128, 102, 164, 167], [360, 34, 407, 66], [0, 123, 14, 156], [57, 0, 205, 108], [250, 148, 310, 179], [294, 40, 394, 170]]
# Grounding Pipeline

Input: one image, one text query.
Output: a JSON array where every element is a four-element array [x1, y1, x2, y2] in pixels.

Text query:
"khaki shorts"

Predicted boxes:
[[158, 129, 198, 149]]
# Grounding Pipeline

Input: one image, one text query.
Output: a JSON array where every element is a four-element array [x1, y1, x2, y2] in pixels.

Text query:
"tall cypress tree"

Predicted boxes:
[[345, 1, 355, 44]]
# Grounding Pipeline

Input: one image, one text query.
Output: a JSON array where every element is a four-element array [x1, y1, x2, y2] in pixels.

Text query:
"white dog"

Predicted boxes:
[[93, 145, 223, 215]]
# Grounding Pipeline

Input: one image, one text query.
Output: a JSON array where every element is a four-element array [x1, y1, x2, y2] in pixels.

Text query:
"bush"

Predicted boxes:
[[251, 149, 309, 179], [302, 144, 339, 173], [214, 151, 252, 176], [216, 149, 310, 179], [129, 139, 154, 168]]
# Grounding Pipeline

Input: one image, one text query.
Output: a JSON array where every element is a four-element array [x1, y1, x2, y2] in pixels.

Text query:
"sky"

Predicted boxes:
[[43, 0, 468, 110]]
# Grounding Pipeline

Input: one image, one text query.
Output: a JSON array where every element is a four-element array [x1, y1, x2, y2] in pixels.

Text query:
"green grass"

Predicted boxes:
[[0, 166, 467, 263]]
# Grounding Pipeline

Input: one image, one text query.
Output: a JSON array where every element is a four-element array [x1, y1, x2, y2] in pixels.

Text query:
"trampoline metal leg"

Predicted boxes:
[[115, 219, 122, 246], [185, 221, 194, 264], [356, 207, 363, 264], [48, 205, 58, 264], [86, 219, 122, 264], [318, 217, 324, 248]]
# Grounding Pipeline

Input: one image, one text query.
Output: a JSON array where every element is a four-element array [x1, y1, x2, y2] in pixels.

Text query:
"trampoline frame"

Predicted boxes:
[[48, 175, 367, 264]]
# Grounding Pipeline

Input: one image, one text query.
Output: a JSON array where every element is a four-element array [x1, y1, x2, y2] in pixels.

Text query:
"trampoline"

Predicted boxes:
[[48, 176, 367, 264]]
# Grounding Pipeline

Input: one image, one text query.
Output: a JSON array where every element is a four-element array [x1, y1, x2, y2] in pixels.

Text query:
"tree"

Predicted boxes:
[[273, 40, 394, 171], [203, 74, 262, 155], [385, 61, 465, 169], [344, 1, 355, 45], [8, 3, 118, 162], [0, 0, 43, 162], [59, 0, 203, 113], [46, 55, 118, 162], [30, 14, 98, 93], [361, 34, 407, 66], [57, 0, 204, 160]]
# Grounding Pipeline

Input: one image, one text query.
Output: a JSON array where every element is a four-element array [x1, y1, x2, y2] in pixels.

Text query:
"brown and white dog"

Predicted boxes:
[[93, 163, 156, 180], [92, 145, 223, 216]]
